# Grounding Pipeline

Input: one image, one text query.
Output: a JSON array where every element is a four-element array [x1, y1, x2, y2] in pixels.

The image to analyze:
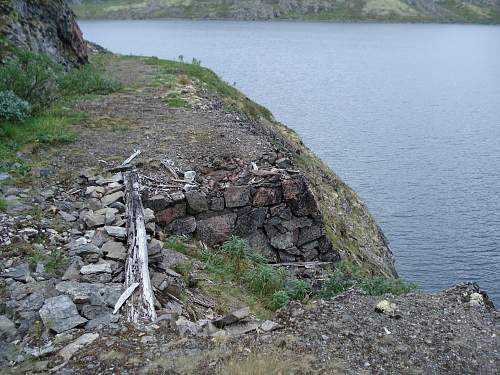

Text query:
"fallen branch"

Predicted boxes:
[[124, 171, 157, 323]]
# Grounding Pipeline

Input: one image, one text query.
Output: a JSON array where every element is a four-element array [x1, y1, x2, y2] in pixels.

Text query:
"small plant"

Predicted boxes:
[[320, 270, 355, 298], [285, 279, 311, 301], [44, 251, 68, 277], [0, 90, 31, 122], [174, 260, 194, 280], [0, 197, 7, 212], [165, 236, 188, 254], [270, 290, 290, 311], [246, 264, 288, 298], [221, 235, 249, 272]]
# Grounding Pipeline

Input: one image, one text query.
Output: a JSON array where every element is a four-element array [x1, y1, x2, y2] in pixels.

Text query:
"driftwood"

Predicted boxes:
[[113, 282, 139, 314], [123, 171, 157, 323]]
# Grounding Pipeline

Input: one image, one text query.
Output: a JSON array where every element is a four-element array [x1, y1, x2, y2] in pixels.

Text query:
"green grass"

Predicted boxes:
[[28, 249, 69, 277], [321, 260, 417, 298], [0, 197, 6, 212], [0, 113, 76, 175], [145, 57, 273, 121]]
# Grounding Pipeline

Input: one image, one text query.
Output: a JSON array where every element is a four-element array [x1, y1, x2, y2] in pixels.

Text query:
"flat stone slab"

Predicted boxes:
[[39, 295, 87, 333], [101, 191, 124, 207], [80, 263, 112, 275], [102, 241, 127, 261], [213, 307, 250, 328], [0, 263, 31, 282], [104, 226, 127, 240]]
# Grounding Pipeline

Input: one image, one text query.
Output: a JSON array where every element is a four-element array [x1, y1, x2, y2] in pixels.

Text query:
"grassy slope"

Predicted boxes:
[[73, 0, 500, 23]]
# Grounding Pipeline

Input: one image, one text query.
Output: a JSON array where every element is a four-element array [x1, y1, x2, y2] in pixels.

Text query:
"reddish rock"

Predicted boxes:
[[196, 213, 237, 245], [253, 187, 282, 207], [156, 203, 186, 225], [224, 186, 251, 208], [282, 178, 305, 201]]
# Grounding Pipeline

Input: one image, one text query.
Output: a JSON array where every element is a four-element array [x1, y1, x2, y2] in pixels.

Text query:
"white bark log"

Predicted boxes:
[[124, 171, 157, 323]]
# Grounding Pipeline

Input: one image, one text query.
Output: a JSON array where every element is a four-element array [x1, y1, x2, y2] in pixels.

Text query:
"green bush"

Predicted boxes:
[[58, 64, 122, 97], [270, 290, 290, 311], [285, 279, 311, 301], [320, 270, 355, 298], [0, 91, 31, 122], [0, 50, 62, 112]]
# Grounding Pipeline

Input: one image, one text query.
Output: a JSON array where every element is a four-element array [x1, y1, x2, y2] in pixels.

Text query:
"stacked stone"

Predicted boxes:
[[145, 164, 336, 263]]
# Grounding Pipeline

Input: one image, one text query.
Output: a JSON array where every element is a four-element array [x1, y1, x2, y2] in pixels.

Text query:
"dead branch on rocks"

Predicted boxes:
[[123, 170, 157, 323]]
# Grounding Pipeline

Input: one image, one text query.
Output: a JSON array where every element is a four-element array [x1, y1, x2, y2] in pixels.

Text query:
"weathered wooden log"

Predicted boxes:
[[124, 171, 157, 322]]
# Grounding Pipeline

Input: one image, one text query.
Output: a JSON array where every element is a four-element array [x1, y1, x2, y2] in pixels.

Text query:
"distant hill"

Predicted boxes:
[[71, 0, 500, 23]]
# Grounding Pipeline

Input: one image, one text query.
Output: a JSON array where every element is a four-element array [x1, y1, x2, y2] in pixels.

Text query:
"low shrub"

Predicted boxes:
[[360, 277, 417, 296], [0, 50, 62, 113], [0, 91, 31, 122]]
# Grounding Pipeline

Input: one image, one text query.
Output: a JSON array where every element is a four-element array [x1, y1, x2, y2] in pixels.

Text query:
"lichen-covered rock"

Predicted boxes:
[[0, 0, 88, 68], [38, 295, 87, 333]]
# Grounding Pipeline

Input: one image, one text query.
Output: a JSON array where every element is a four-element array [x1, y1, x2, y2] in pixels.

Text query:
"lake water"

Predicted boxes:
[[79, 20, 500, 304]]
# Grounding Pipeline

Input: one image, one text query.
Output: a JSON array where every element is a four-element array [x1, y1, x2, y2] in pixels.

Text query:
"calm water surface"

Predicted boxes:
[[79, 20, 500, 304]]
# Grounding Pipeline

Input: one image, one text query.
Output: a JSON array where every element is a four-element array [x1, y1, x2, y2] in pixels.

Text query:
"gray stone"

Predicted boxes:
[[59, 211, 77, 222], [144, 194, 170, 211], [224, 186, 251, 208], [196, 213, 237, 245], [62, 258, 84, 281], [38, 295, 87, 333], [58, 333, 99, 362], [101, 191, 124, 207], [81, 305, 113, 320], [270, 231, 295, 250], [56, 281, 102, 304], [81, 273, 112, 283], [110, 201, 126, 213], [282, 217, 313, 231], [213, 307, 250, 328], [168, 216, 196, 235], [68, 243, 102, 258], [80, 263, 112, 275], [1, 263, 30, 282], [185, 190, 208, 214], [102, 241, 126, 261], [104, 226, 127, 240], [155, 202, 186, 225], [144, 208, 155, 223], [85, 314, 119, 330], [0, 315, 16, 340], [260, 320, 280, 332], [209, 196, 225, 211], [175, 316, 199, 336], [83, 212, 105, 228], [297, 226, 323, 246], [245, 230, 277, 262]]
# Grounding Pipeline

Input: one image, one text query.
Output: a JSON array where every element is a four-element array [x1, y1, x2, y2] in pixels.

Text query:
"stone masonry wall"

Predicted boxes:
[[143, 158, 338, 264]]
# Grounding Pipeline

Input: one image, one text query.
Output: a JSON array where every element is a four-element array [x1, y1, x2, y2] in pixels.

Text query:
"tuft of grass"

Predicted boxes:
[[285, 279, 311, 301], [165, 236, 189, 254], [321, 260, 417, 298], [28, 250, 68, 277], [0, 197, 6, 212], [246, 264, 288, 299]]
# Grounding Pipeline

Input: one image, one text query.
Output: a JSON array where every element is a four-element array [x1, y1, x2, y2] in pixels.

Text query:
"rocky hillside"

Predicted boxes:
[[0, 0, 87, 68], [72, 0, 500, 23]]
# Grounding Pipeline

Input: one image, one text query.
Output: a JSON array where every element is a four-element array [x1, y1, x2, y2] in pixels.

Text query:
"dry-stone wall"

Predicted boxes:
[[144, 163, 338, 264]]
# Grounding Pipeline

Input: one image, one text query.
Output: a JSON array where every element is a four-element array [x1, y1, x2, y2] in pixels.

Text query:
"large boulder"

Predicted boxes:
[[0, 0, 88, 68], [38, 295, 87, 333]]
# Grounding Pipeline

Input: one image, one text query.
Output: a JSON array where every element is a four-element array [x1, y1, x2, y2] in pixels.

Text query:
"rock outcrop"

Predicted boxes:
[[0, 0, 87, 68]]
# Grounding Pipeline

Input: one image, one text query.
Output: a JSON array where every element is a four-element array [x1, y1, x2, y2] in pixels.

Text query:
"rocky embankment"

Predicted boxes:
[[0, 0, 87, 67], [72, 0, 500, 24]]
